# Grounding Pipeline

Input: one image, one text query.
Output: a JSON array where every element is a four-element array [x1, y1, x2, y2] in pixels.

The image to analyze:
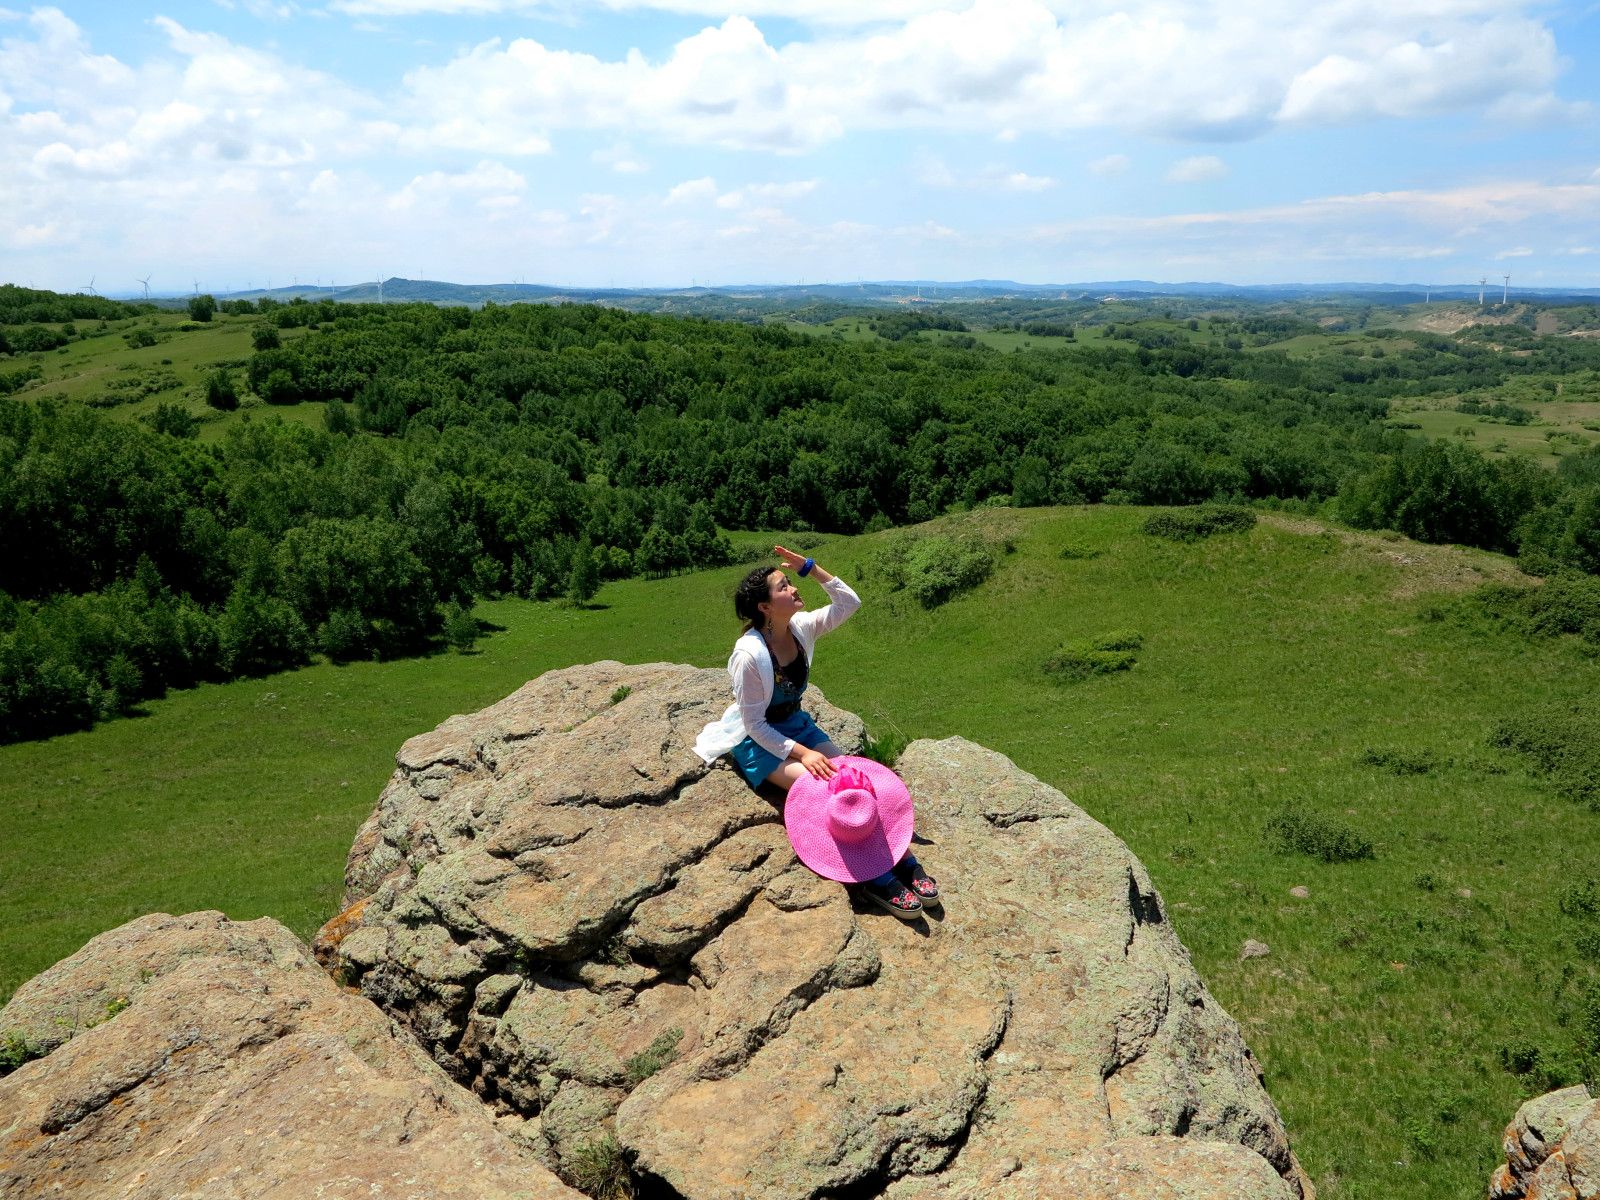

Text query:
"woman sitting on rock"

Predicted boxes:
[[693, 546, 939, 919]]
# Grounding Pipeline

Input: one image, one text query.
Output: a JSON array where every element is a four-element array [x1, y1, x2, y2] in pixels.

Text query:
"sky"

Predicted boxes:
[[2, 1, 1599, 293]]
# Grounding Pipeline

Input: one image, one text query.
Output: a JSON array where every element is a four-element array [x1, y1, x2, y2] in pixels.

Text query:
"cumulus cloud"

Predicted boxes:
[[1087, 153, 1130, 177], [383, 0, 1579, 153], [1166, 155, 1227, 183]]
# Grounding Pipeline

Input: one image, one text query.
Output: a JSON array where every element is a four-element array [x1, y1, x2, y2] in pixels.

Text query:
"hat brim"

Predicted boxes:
[[783, 755, 915, 884]]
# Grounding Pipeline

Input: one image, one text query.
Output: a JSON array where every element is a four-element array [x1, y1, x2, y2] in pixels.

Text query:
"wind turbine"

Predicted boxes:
[[1502, 274, 1510, 305], [136, 275, 152, 300], [1478, 277, 1487, 306], [83, 275, 98, 296]]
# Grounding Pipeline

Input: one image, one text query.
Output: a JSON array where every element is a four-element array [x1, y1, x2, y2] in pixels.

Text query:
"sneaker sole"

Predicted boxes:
[[861, 891, 923, 921]]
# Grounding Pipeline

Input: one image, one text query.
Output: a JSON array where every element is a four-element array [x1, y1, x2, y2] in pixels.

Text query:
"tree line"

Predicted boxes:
[[3, 291, 1598, 742]]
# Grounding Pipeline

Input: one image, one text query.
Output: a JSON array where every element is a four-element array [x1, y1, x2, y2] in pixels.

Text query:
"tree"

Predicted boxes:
[[566, 536, 600, 606], [252, 324, 281, 351], [187, 294, 216, 323], [205, 370, 239, 411]]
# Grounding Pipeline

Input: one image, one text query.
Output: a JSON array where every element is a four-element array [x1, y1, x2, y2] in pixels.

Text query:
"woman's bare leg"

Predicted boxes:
[[764, 740, 844, 793]]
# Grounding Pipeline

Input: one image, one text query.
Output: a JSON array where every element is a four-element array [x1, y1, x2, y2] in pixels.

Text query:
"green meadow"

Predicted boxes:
[[4, 504, 1598, 1199]]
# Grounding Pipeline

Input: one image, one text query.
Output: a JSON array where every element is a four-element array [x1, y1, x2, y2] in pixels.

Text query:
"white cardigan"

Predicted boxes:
[[693, 574, 861, 764]]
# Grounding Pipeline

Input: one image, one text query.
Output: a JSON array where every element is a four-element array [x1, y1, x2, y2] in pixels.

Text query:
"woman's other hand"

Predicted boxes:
[[799, 747, 838, 779]]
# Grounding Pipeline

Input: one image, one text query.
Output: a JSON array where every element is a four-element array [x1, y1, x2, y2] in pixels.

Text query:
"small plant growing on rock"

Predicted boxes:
[[1043, 631, 1143, 684], [565, 1133, 634, 1200], [0, 1030, 42, 1077], [623, 1027, 683, 1087], [860, 726, 909, 768], [1265, 807, 1374, 863], [609, 685, 632, 706]]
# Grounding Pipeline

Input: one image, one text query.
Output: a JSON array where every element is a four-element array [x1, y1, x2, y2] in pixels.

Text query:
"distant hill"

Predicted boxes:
[[154, 277, 1600, 310]]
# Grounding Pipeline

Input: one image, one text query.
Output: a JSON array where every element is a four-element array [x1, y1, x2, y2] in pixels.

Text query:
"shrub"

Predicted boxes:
[[1560, 879, 1600, 921], [1043, 631, 1143, 684], [871, 533, 998, 609], [318, 608, 372, 662], [1358, 748, 1441, 776], [1492, 703, 1600, 808], [205, 370, 239, 411], [1265, 807, 1375, 863], [443, 602, 479, 654], [142, 402, 198, 439], [1142, 505, 1257, 542]]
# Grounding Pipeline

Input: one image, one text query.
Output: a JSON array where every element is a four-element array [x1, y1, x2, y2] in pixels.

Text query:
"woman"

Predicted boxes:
[[693, 545, 939, 918]]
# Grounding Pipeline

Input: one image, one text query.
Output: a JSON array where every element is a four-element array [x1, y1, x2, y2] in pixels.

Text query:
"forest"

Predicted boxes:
[[2, 284, 1598, 743]]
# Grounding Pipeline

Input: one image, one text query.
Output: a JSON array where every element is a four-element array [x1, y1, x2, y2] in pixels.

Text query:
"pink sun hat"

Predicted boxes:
[[784, 755, 915, 883]]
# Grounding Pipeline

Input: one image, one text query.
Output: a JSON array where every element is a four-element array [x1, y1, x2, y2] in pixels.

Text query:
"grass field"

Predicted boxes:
[[4, 505, 1598, 1199], [1389, 400, 1600, 466]]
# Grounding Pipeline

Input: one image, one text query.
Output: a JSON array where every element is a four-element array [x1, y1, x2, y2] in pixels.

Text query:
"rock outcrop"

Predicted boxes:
[[315, 660, 1314, 1200], [1490, 1085, 1600, 1199], [0, 910, 580, 1200]]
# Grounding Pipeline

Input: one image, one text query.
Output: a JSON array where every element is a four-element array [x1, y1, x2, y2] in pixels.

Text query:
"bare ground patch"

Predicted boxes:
[[1257, 513, 1533, 600]]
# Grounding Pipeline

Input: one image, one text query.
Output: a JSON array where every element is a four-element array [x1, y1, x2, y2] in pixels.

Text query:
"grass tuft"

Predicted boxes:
[[564, 1133, 634, 1200], [623, 1027, 683, 1087]]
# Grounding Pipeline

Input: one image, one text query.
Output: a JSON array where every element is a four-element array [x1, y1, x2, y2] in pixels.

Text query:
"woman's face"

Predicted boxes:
[[761, 571, 804, 621]]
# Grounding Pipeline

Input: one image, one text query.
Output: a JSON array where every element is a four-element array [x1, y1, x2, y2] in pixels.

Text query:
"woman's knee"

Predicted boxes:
[[765, 761, 807, 792]]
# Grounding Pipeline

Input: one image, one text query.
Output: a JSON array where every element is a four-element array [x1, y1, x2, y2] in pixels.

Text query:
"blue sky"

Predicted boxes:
[[2, 1, 1598, 292]]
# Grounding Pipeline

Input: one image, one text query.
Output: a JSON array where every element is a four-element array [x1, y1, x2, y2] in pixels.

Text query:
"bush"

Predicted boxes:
[[871, 533, 998, 608], [142, 402, 198, 439], [1492, 703, 1600, 808], [1043, 630, 1143, 684], [123, 327, 158, 349], [1358, 747, 1441, 776], [0, 1031, 42, 1078], [186, 294, 215, 323], [1142, 505, 1257, 542], [1265, 807, 1375, 863], [443, 601, 479, 653], [205, 370, 239, 412]]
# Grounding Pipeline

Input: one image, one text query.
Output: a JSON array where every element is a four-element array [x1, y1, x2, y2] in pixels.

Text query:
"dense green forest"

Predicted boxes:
[[2, 284, 1599, 743]]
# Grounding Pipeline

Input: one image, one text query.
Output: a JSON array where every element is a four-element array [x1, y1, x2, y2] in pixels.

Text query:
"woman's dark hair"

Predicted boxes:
[[734, 564, 779, 630]]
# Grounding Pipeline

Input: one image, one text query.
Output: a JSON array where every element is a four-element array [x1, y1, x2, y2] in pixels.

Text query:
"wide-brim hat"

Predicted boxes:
[[784, 755, 914, 884]]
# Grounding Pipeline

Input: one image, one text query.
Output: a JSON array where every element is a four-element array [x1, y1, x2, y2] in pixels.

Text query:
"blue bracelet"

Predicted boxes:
[[799, 557, 815, 577]]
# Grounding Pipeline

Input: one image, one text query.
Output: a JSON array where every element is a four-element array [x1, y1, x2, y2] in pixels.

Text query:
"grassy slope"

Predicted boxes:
[[4, 506, 1597, 1199]]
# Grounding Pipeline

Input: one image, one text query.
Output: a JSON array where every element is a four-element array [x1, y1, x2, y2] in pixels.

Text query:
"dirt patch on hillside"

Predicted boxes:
[[1405, 305, 1523, 335], [1258, 513, 1533, 600]]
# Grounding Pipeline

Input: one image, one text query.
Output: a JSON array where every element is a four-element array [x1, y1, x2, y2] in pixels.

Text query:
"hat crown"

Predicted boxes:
[[825, 766, 878, 843]]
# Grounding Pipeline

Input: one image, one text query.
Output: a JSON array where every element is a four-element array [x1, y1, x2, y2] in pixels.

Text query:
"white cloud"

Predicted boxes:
[[918, 156, 1053, 191], [1567, 246, 1596, 256], [592, 142, 648, 173], [1166, 155, 1227, 183], [1495, 246, 1534, 258], [382, 0, 1581, 153], [1087, 153, 1129, 177], [664, 176, 719, 204]]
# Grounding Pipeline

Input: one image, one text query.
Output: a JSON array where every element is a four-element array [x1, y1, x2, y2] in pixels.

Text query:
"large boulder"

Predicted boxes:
[[318, 661, 1313, 1199], [1490, 1085, 1600, 1199], [0, 910, 580, 1199]]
